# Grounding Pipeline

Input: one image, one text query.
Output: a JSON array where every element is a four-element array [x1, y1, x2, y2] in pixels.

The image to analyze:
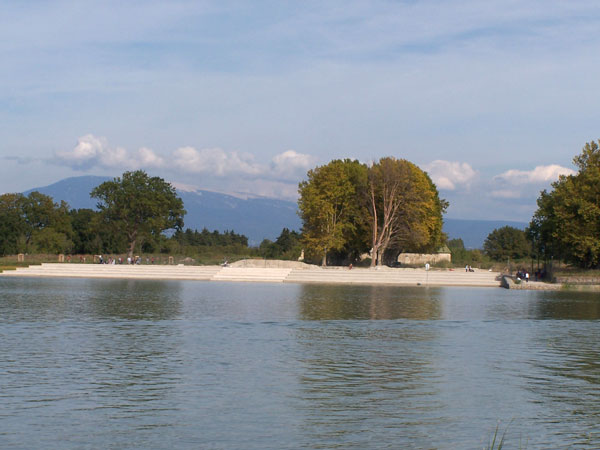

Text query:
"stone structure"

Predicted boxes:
[[58, 254, 65, 262], [17, 253, 25, 262], [397, 246, 451, 266]]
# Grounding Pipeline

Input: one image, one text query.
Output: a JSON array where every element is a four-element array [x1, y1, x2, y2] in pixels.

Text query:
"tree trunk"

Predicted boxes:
[[128, 236, 136, 260], [321, 252, 327, 267], [127, 227, 138, 260]]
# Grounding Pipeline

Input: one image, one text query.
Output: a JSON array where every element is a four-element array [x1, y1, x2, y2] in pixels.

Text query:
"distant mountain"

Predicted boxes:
[[444, 218, 528, 249], [24, 176, 527, 248], [24, 175, 109, 210]]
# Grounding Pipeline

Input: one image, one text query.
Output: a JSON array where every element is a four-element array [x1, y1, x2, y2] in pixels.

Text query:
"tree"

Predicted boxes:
[[0, 191, 72, 254], [91, 171, 185, 258], [483, 226, 529, 261], [0, 193, 26, 255], [529, 140, 600, 268], [367, 157, 446, 266], [298, 160, 367, 265]]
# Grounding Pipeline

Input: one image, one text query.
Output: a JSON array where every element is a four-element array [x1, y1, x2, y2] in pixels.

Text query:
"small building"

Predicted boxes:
[[397, 245, 452, 266]]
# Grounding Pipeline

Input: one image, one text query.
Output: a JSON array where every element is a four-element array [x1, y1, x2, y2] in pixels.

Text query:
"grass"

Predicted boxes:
[[486, 421, 527, 450]]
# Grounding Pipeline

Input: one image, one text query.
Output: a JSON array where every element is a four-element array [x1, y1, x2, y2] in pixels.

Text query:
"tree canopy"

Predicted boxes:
[[368, 157, 446, 266], [298, 157, 446, 266], [91, 170, 186, 258], [483, 226, 529, 261], [298, 159, 367, 265], [529, 139, 600, 268], [0, 192, 72, 255]]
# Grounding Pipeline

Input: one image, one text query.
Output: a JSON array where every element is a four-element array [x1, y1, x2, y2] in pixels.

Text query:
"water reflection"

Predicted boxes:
[[529, 291, 600, 320], [0, 278, 183, 322], [294, 324, 444, 448], [3, 278, 600, 448], [82, 279, 183, 320], [298, 284, 442, 320], [294, 284, 444, 446]]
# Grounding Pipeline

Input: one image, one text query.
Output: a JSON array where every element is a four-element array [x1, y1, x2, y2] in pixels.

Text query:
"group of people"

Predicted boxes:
[[97, 255, 157, 265], [465, 265, 475, 272], [516, 269, 530, 282]]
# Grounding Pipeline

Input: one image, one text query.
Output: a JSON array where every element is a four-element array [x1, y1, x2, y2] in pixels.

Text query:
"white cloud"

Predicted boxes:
[[55, 134, 137, 170], [423, 160, 477, 190], [55, 135, 317, 183], [137, 147, 165, 168], [270, 150, 316, 177], [495, 164, 575, 185]]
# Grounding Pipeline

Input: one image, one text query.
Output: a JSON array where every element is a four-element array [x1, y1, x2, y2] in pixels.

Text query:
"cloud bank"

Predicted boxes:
[[53, 134, 316, 199], [52, 136, 576, 218]]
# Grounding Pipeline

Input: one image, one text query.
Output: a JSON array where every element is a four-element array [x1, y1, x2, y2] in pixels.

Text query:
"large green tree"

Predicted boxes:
[[529, 140, 600, 268], [367, 157, 446, 266], [91, 171, 185, 258], [483, 226, 529, 261], [298, 159, 367, 265], [0, 193, 26, 255], [0, 191, 72, 255]]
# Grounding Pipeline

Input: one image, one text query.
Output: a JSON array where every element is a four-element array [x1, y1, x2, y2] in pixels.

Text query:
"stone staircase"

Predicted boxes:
[[1, 263, 501, 287], [285, 267, 501, 287], [0, 263, 222, 280]]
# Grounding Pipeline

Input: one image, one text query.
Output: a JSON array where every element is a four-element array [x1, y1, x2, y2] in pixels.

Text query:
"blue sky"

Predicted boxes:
[[1, 0, 599, 221]]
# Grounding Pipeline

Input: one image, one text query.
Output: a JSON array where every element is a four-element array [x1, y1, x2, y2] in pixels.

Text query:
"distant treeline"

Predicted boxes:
[[0, 189, 301, 262]]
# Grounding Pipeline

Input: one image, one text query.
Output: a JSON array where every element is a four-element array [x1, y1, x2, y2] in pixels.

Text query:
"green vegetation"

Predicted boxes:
[[91, 171, 186, 259], [259, 228, 302, 260], [528, 140, 600, 269], [298, 157, 447, 266], [0, 170, 299, 264], [298, 159, 368, 266], [0, 191, 72, 255], [484, 226, 530, 261]]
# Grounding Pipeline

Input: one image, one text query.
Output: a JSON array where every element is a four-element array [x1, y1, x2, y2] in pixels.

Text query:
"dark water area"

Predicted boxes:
[[1, 277, 599, 449]]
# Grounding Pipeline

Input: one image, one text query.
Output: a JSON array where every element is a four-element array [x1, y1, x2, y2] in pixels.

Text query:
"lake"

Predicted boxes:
[[1, 277, 599, 448]]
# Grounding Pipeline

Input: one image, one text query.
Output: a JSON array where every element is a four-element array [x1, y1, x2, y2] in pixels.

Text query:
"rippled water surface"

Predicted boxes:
[[1, 277, 600, 449]]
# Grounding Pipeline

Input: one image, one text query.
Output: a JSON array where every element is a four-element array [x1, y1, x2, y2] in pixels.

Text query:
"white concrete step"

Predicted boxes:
[[212, 268, 292, 282]]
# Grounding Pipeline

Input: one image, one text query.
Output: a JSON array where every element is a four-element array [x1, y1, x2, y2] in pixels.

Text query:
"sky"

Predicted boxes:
[[1, 0, 599, 222]]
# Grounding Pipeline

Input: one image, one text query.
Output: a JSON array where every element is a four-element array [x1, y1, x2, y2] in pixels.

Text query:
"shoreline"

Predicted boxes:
[[4, 262, 590, 290], [0, 263, 510, 288]]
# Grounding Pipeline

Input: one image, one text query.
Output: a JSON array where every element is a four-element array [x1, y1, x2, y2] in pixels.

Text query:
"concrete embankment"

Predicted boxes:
[[501, 276, 562, 291], [0, 263, 503, 287]]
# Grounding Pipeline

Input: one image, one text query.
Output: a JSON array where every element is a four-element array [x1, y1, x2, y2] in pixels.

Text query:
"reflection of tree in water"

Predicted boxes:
[[84, 279, 183, 320], [298, 284, 442, 320], [529, 290, 600, 320], [294, 284, 445, 447]]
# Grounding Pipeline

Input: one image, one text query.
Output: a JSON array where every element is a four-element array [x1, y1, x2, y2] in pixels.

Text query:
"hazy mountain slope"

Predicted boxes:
[[444, 218, 528, 249], [24, 175, 109, 210], [24, 176, 527, 248]]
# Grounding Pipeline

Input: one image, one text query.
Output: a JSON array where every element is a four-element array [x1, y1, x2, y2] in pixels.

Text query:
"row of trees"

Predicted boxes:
[[0, 171, 254, 259], [0, 192, 71, 255], [528, 140, 600, 269], [298, 157, 447, 266], [479, 140, 600, 270]]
